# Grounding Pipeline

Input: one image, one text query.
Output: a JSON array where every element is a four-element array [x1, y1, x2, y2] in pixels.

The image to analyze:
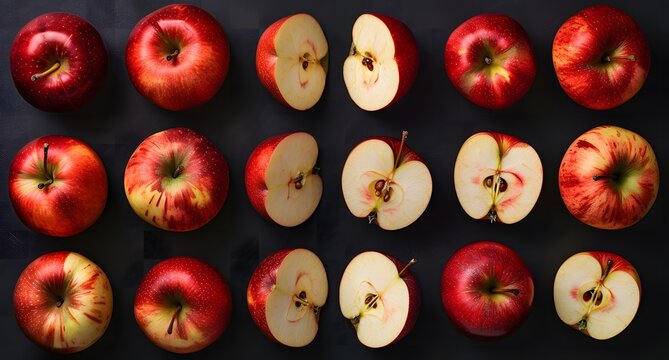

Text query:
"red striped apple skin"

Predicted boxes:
[[552, 5, 650, 110], [558, 125, 659, 230], [8, 135, 108, 237], [14, 251, 113, 353], [134, 257, 232, 354]]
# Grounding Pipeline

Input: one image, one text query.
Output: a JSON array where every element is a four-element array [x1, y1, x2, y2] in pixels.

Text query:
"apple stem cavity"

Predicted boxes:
[[167, 304, 183, 335], [166, 49, 180, 61], [31, 61, 61, 81], [490, 287, 520, 296], [37, 143, 54, 190], [398, 258, 417, 277], [55, 296, 64, 308], [173, 165, 184, 178]]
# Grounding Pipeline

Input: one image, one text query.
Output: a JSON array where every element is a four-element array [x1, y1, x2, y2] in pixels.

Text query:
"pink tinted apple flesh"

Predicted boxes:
[[126, 4, 229, 110], [553, 5, 650, 110], [9, 135, 108, 237], [559, 125, 659, 229], [444, 14, 535, 109], [134, 257, 232, 353], [256, 13, 328, 110], [441, 241, 534, 339], [10, 13, 107, 111], [124, 127, 228, 231], [14, 252, 113, 353], [554, 251, 640, 340], [247, 248, 327, 347]]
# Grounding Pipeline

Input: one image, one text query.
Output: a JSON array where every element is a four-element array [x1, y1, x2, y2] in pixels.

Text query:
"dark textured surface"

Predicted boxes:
[[0, 0, 666, 358]]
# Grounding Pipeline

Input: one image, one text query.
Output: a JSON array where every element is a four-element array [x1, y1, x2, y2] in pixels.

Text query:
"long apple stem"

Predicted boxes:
[[166, 49, 180, 61], [398, 258, 417, 277], [173, 165, 184, 178], [31, 62, 60, 81], [37, 143, 54, 190], [167, 304, 182, 335], [579, 259, 614, 332], [393, 131, 409, 170], [603, 55, 636, 62]]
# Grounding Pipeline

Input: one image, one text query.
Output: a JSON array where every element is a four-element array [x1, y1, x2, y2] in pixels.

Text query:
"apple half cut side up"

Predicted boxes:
[[343, 14, 418, 111], [257, 14, 328, 110], [454, 133, 542, 224], [342, 131, 432, 230], [554, 253, 641, 340], [339, 252, 418, 348]]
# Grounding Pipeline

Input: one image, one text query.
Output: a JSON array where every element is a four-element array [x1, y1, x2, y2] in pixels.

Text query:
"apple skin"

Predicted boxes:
[[124, 127, 229, 232], [256, 13, 328, 110], [8, 135, 108, 237], [553, 5, 650, 110], [441, 241, 534, 339], [14, 251, 113, 353], [126, 4, 230, 111], [384, 253, 420, 345], [444, 14, 536, 109], [10, 12, 108, 112], [558, 125, 659, 230], [245, 133, 289, 221], [134, 257, 232, 353]]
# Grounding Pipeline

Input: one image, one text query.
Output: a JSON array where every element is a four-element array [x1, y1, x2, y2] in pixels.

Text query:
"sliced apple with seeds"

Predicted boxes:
[[554, 251, 641, 340], [339, 251, 419, 348], [454, 132, 543, 224], [257, 13, 328, 110], [341, 131, 432, 230], [247, 248, 328, 347], [343, 14, 418, 111], [245, 132, 322, 227]]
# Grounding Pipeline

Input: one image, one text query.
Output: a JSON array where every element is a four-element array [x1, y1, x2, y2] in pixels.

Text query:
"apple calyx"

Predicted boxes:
[[578, 259, 614, 332], [166, 48, 180, 62], [167, 304, 183, 335], [31, 61, 61, 81], [55, 295, 65, 308], [37, 143, 54, 190], [366, 131, 409, 224], [172, 165, 185, 178]]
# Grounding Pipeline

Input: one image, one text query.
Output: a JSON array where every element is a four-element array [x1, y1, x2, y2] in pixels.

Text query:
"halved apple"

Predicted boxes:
[[343, 14, 419, 111], [339, 251, 419, 348], [245, 132, 322, 227], [554, 251, 641, 340], [257, 13, 328, 110], [247, 248, 328, 347], [454, 132, 543, 224], [341, 131, 432, 230]]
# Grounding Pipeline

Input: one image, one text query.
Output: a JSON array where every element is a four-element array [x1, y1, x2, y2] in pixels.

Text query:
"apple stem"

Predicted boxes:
[[593, 174, 619, 182], [167, 304, 182, 335], [393, 131, 409, 170], [173, 165, 184, 178], [490, 288, 520, 296], [601, 259, 613, 280], [55, 296, 64, 308], [398, 258, 417, 277], [166, 49, 180, 61], [31, 62, 61, 81], [37, 143, 54, 190], [603, 55, 636, 62], [484, 57, 493, 65]]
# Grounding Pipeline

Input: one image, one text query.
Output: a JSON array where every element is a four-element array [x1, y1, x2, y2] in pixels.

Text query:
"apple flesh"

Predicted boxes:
[[8, 135, 108, 237], [124, 127, 229, 232], [444, 14, 536, 109], [343, 14, 419, 111], [339, 251, 419, 348], [554, 251, 641, 340], [135, 257, 232, 353], [10, 12, 107, 111], [559, 125, 659, 229], [441, 241, 534, 339], [257, 13, 328, 110], [553, 5, 650, 110], [247, 248, 328, 347], [14, 251, 113, 353], [341, 131, 432, 230], [126, 4, 230, 110], [245, 132, 322, 227], [454, 132, 543, 224]]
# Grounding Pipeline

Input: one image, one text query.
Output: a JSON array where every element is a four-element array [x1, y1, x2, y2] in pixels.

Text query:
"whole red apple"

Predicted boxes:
[[124, 127, 229, 232], [559, 125, 659, 229], [8, 135, 108, 237], [10, 12, 108, 111], [135, 257, 232, 353], [444, 14, 536, 109], [441, 241, 534, 339], [126, 4, 230, 111], [247, 248, 328, 347], [553, 5, 650, 110], [14, 251, 113, 353]]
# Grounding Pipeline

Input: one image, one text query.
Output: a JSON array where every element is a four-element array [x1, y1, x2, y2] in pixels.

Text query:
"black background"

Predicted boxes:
[[0, 0, 667, 359]]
